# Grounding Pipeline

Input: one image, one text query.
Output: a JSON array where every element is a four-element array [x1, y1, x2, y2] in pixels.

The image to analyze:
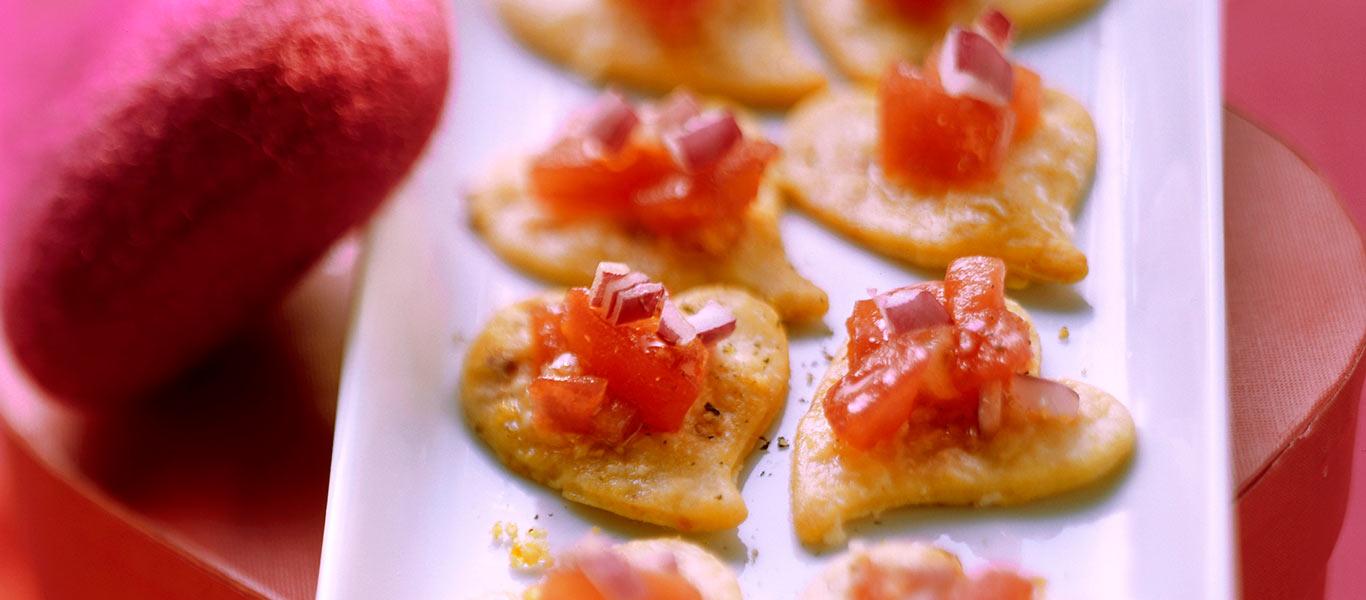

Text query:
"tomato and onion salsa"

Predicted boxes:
[[531, 535, 702, 600], [850, 554, 1037, 600], [621, 0, 710, 42], [824, 257, 1079, 450], [878, 11, 1043, 191], [529, 91, 779, 252], [529, 263, 737, 443]]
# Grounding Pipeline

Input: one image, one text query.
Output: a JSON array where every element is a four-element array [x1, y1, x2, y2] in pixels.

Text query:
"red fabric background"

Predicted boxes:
[[1225, 1, 1366, 598], [0, 0, 1364, 598]]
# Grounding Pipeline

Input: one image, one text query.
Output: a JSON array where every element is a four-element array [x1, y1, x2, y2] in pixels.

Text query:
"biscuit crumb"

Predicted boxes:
[[1058, 326, 1070, 341], [493, 520, 553, 571], [777, 436, 790, 449]]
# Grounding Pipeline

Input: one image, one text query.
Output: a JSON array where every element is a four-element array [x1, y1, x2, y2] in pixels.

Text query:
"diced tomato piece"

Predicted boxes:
[[885, 0, 953, 21], [560, 288, 707, 432], [529, 139, 677, 218], [827, 328, 953, 449], [846, 282, 946, 367], [1010, 66, 1043, 141], [850, 555, 959, 600], [944, 257, 1032, 385], [879, 62, 1014, 191], [535, 566, 702, 600], [530, 303, 570, 370], [958, 569, 1037, 599], [529, 124, 775, 242], [624, 0, 708, 42], [530, 375, 609, 435], [640, 570, 704, 600], [537, 568, 606, 600]]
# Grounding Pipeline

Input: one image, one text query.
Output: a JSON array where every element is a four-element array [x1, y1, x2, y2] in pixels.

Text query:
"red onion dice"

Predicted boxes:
[[937, 27, 1015, 107], [597, 272, 649, 314], [608, 281, 665, 325], [589, 262, 633, 308], [582, 91, 640, 154], [874, 288, 952, 334], [978, 380, 1005, 437], [663, 111, 743, 172], [976, 9, 1014, 48], [657, 300, 698, 345], [1009, 374, 1080, 420], [687, 301, 737, 344]]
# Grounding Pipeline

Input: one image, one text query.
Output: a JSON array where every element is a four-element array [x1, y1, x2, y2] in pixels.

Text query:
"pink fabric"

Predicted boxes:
[[1226, 1, 1366, 598]]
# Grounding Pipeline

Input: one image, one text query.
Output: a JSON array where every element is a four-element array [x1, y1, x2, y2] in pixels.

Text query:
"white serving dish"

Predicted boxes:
[[317, 0, 1232, 598]]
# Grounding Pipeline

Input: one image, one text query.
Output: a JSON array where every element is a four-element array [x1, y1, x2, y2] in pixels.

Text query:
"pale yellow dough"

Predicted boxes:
[[462, 287, 788, 532], [470, 157, 829, 323], [800, 0, 1105, 82], [779, 89, 1096, 286], [496, 0, 826, 107], [790, 302, 1135, 547]]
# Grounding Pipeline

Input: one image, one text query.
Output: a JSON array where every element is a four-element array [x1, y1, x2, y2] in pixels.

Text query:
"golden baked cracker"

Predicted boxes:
[[779, 89, 1096, 286], [496, 0, 825, 107], [800, 0, 1104, 82], [616, 539, 743, 600], [800, 541, 967, 599], [463, 287, 788, 532], [470, 158, 829, 323], [790, 303, 1135, 547]]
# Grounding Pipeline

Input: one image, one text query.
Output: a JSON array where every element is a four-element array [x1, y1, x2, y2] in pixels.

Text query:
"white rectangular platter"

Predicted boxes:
[[317, 0, 1232, 598]]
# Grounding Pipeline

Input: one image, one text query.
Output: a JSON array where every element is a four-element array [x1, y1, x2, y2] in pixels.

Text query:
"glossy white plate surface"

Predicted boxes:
[[317, 0, 1232, 598]]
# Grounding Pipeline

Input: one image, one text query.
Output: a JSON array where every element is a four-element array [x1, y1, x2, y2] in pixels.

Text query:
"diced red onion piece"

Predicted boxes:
[[937, 27, 1015, 106], [546, 352, 581, 377], [599, 272, 649, 314], [976, 9, 1014, 48], [652, 91, 702, 133], [1009, 374, 1080, 420], [663, 111, 743, 172], [608, 282, 665, 325], [657, 300, 698, 345], [589, 262, 633, 308], [567, 535, 648, 600], [978, 380, 1004, 437], [582, 91, 640, 153], [874, 288, 951, 334], [687, 301, 737, 344]]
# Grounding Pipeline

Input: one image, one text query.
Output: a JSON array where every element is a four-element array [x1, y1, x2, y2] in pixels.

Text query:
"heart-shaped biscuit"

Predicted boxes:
[[779, 89, 1096, 286], [471, 155, 829, 323], [496, 0, 825, 107], [463, 287, 788, 531], [800, 0, 1105, 82], [791, 301, 1135, 546]]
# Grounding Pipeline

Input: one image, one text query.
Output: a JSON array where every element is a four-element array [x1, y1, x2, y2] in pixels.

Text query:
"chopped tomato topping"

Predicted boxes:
[[850, 556, 1035, 600], [530, 303, 571, 370], [538, 568, 602, 599], [944, 257, 1032, 384], [536, 566, 703, 600], [529, 99, 778, 248], [827, 257, 1033, 448], [827, 328, 954, 449], [559, 288, 708, 432], [623, 0, 708, 43], [885, 0, 953, 21], [959, 569, 1037, 600], [1009, 66, 1043, 141], [530, 376, 641, 444], [879, 35, 1043, 191], [879, 62, 1013, 191]]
